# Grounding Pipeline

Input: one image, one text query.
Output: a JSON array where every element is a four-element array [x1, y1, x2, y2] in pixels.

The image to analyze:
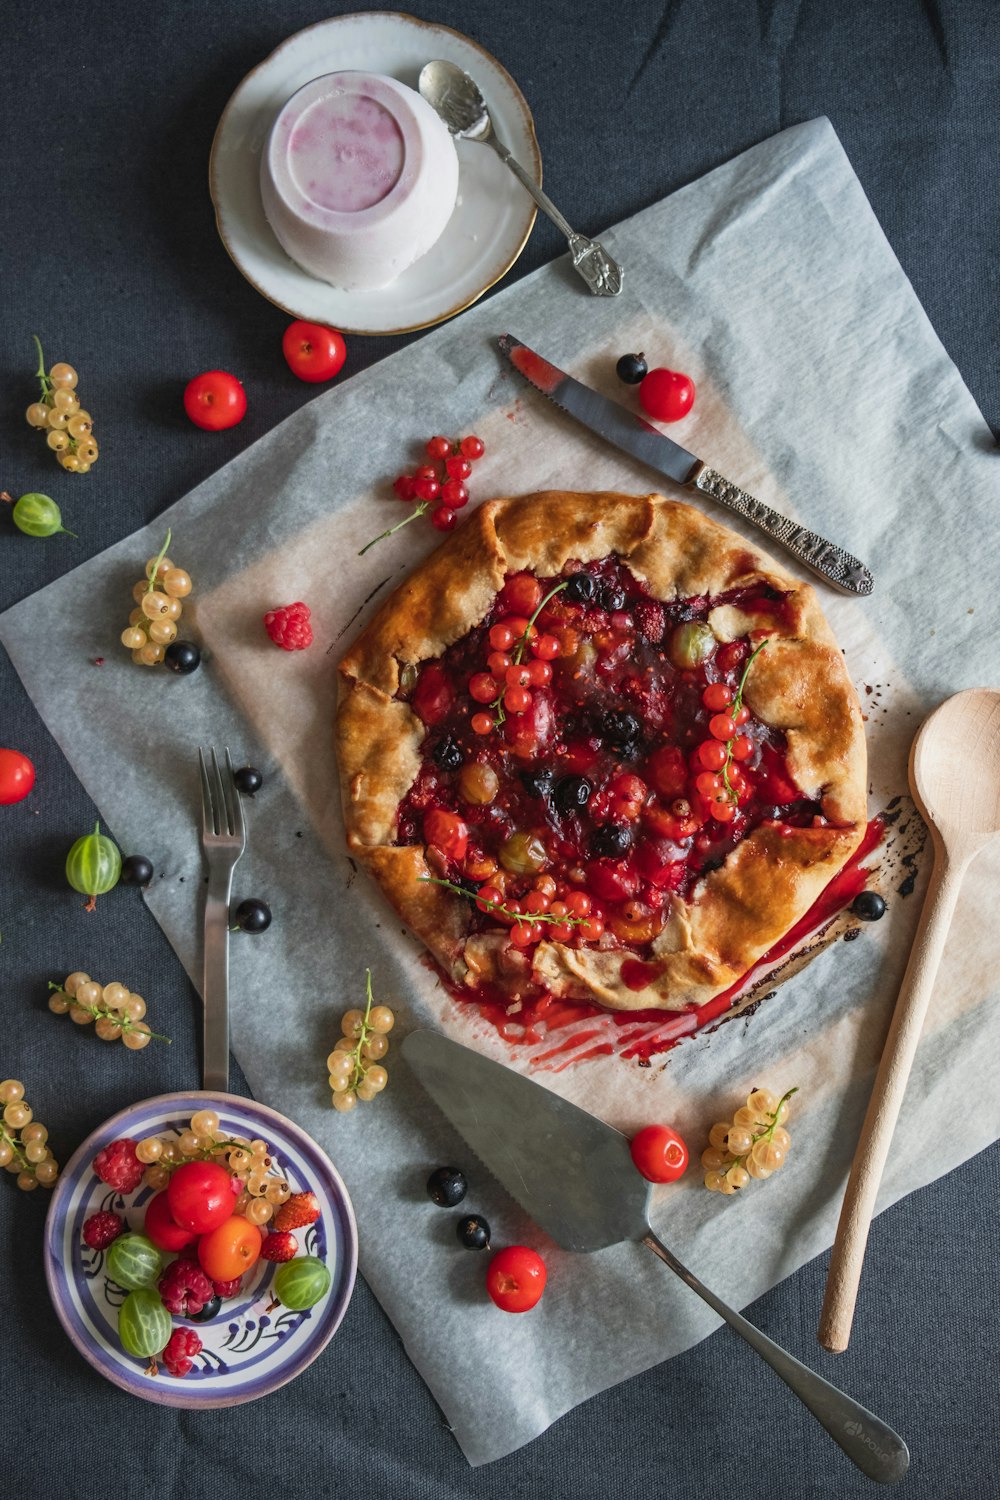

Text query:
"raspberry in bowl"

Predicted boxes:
[[44, 1091, 356, 1407]]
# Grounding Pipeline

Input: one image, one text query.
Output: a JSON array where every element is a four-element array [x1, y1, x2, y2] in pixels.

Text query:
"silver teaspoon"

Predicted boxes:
[[418, 59, 623, 297]]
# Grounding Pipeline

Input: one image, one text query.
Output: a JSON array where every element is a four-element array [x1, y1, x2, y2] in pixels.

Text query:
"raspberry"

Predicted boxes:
[[92, 1139, 144, 1194], [163, 1326, 202, 1378], [260, 1230, 299, 1263], [158, 1258, 215, 1317], [634, 600, 665, 643], [263, 601, 313, 651], [212, 1276, 243, 1300], [273, 1191, 321, 1233], [82, 1210, 124, 1251]]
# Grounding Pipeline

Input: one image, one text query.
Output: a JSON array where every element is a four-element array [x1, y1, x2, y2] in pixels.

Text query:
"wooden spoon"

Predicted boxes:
[[819, 687, 1000, 1353]]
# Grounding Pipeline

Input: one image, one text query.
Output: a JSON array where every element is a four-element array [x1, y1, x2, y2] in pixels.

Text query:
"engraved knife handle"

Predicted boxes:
[[690, 464, 874, 596], [487, 139, 624, 297]]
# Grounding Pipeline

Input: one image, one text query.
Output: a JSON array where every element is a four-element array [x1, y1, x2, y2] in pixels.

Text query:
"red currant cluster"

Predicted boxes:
[[691, 641, 765, 824], [359, 433, 485, 554], [467, 575, 565, 735]]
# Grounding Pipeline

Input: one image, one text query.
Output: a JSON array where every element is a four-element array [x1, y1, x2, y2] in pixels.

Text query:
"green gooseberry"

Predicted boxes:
[[11, 492, 75, 538], [66, 821, 122, 903], [668, 621, 716, 670]]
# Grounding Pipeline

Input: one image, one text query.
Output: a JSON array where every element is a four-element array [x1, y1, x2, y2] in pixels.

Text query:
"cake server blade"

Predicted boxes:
[[496, 333, 873, 597], [401, 1029, 908, 1484]]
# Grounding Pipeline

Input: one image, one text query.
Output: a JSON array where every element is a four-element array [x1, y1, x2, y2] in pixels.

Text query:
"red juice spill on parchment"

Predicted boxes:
[[441, 817, 884, 1066]]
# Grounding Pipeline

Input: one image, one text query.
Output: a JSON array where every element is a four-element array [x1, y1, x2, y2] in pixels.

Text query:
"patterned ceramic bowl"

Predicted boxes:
[[44, 1091, 357, 1406]]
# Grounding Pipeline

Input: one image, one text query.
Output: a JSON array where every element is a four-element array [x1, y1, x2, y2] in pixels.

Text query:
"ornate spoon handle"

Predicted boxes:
[[486, 138, 624, 297], [690, 463, 874, 596]]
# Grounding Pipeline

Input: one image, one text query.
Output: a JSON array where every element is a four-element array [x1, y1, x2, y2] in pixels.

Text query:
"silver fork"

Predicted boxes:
[[198, 748, 246, 1092]]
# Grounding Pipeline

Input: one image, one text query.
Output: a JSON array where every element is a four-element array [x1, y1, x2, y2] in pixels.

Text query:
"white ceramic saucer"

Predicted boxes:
[[209, 13, 541, 334]]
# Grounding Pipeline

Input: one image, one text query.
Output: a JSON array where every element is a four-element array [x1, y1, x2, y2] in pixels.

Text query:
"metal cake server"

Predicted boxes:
[[419, 60, 623, 296], [402, 1030, 908, 1485], [497, 333, 873, 596]]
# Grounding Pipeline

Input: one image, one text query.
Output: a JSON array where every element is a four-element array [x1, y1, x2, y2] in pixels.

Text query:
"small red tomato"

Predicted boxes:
[[197, 1215, 263, 1282], [486, 1245, 547, 1313], [630, 1123, 689, 1183], [0, 748, 35, 805], [167, 1160, 237, 1235], [282, 321, 347, 383], [638, 368, 696, 423], [183, 370, 247, 431], [144, 1190, 197, 1252]]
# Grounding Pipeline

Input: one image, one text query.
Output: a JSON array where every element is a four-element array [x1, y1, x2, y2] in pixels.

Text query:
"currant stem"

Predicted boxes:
[[0, 1123, 30, 1171], [32, 334, 52, 398], [722, 638, 768, 802], [420, 874, 588, 927], [146, 529, 173, 595], [358, 503, 429, 556]]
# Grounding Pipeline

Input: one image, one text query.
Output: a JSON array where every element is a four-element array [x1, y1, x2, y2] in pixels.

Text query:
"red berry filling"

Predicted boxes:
[[396, 559, 820, 993]]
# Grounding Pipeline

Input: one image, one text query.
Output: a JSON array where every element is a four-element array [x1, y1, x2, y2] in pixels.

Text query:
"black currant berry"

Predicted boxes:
[[456, 1214, 491, 1251], [426, 1166, 467, 1207], [433, 737, 464, 771], [554, 775, 592, 815], [120, 854, 154, 886], [520, 767, 554, 798], [188, 1295, 222, 1323], [234, 766, 264, 796], [233, 898, 272, 933], [602, 711, 641, 749], [851, 890, 886, 921], [591, 824, 632, 858], [564, 572, 597, 604], [616, 352, 648, 384], [597, 582, 626, 613], [164, 641, 201, 674]]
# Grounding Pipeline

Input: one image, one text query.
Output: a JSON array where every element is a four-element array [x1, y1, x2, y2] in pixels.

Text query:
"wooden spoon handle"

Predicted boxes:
[[818, 849, 965, 1352]]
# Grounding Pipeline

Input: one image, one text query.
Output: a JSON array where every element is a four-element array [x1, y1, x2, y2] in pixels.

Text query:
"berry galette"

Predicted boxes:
[[336, 492, 866, 1015]]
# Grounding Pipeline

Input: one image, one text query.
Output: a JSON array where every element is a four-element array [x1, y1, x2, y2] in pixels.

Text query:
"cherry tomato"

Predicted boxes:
[[183, 370, 247, 431], [282, 321, 347, 383], [144, 1190, 197, 1252], [638, 368, 696, 423], [167, 1160, 237, 1234], [486, 1245, 547, 1313], [197, 1215, 263, 1282], [0, 748, 35, 805], [629, 1123, 689, 1183]]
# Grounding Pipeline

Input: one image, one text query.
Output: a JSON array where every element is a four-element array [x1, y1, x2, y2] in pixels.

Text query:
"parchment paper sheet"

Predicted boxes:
[[3, 119, 998, 1465]]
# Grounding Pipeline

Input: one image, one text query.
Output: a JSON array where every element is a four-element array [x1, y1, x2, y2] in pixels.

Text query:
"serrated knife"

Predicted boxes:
[[401, 1030, 908, 1485], [497, 334, 873, 597]]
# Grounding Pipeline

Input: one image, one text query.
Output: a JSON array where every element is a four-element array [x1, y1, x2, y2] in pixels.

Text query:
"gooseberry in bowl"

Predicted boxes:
[[43, 1091, 357, 1406]]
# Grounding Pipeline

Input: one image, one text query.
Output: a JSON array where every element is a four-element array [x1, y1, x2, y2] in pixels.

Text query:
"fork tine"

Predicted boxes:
[[198, 748, 216, 836], [225, 748, 246, 846], [209, 748, 230, 838]]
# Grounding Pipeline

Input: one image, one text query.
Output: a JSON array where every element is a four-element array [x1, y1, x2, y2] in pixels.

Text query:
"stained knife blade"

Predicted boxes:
[[497, 333, 873, 597], [402, 1029, 908, 1484]]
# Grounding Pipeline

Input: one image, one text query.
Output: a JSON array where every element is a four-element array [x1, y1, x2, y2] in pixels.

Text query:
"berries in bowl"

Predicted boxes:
[[43, 1092, 356, 1407]]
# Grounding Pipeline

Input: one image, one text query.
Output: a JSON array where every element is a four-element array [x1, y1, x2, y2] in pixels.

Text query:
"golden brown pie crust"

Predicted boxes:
[[336, 492, 867, 1014]]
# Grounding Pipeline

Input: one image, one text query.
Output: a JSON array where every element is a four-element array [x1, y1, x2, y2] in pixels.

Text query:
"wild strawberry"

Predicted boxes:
[[260, 1230, 299, 1263], [273, 1191, 321, 1233], [263, 601, 313, 651], [92, 1139, 144, 1194], [163, 1327, 202, 1378], [82, 1210, 124, 1250]]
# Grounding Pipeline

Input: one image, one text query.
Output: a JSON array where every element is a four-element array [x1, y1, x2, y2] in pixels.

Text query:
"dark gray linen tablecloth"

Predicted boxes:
[[1, 2, 997, 1496]]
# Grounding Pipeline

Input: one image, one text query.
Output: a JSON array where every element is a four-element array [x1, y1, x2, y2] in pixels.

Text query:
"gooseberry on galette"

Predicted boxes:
[[336, 492, 866, 1015]]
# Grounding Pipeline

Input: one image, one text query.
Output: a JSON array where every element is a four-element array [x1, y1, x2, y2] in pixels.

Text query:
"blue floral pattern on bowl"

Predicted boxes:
[[45, 1092, 357, 1407]]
